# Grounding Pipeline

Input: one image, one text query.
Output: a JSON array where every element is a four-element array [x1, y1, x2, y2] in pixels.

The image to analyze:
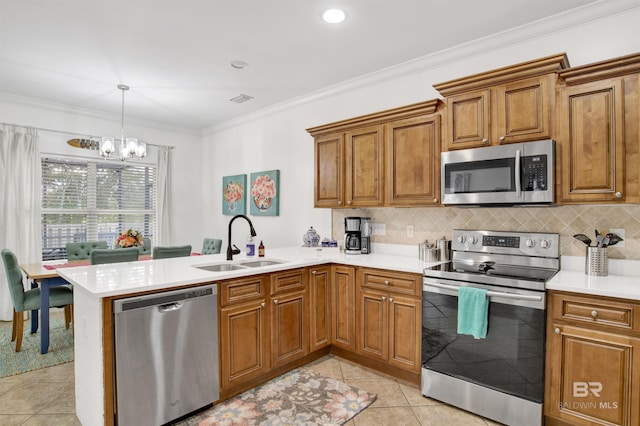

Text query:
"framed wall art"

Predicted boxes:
[[222, 174, 246, 215], [249, 169, 280, 216]]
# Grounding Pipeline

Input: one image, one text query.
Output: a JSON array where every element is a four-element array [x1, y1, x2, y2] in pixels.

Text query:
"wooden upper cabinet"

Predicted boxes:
[[445, 89, 491, 149], [344, 124, 384, 207], [435, 53, 569, 151], [557, 79, 625, 203], [385, 114, 441, 205], [308, 99, 441, 208], [556, 53, 640, 204], [495, 75, 552, 144], [314, 132, 344, 207]]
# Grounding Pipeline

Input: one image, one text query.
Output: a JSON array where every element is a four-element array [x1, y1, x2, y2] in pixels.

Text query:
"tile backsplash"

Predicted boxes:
[[332, 205, 640, 260]]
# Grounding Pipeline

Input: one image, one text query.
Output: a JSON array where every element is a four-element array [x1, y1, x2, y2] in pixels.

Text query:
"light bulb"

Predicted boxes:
[[126, 138, 138, 156], [135, 141, 147, 158], [323, 9, 345, 24], [100, 137, 115, 157]]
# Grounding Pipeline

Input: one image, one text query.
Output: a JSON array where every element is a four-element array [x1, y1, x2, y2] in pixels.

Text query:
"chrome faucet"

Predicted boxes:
[[227, 214, 257, 260]]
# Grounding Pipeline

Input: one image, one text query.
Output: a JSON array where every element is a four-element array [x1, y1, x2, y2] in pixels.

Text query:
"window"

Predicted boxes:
[[41, 156, 156, 260]]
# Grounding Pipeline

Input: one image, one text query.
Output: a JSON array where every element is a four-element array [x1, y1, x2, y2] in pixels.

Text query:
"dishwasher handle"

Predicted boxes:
[[158, 301, 185, 313]]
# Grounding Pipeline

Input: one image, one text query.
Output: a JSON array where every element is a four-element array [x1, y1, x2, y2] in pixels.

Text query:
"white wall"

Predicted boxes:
[[201, 6, 640, 250], [0, 95, 204, 249]]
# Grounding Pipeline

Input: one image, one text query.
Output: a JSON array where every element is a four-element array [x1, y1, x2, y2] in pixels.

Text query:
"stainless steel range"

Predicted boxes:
[[421, 229, 559, 426]]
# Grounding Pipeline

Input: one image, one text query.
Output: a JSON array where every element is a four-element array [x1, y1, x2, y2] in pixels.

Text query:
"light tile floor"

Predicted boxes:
[[0, 318, 503, 425]]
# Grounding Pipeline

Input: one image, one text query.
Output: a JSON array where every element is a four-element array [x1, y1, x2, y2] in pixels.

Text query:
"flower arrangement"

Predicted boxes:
[[116, 229, 144, 248], [251, 174, 276, 210], [223, 181, 244, 204]]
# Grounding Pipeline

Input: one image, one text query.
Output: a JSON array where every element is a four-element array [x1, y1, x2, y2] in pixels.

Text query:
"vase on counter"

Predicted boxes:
[[303, 227, 320, 247]]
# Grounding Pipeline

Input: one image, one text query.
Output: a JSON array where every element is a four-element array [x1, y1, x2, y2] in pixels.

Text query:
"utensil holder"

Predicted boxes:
[[585, 247, 608, 276]]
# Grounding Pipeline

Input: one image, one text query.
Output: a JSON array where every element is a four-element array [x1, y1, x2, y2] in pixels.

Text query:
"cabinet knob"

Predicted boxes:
[[384, 280, 390, 286], [615, 192, 623, 199], [311, 270, 317, 275], [591, 310, 598, 319], [389, 297, 394, 303], [482, 138, 488, 143], [338, 200, 342, 205], [555, 327, 560, 334], [381, 296, 387, 301], [347, 200, 352, 205], [433, 198, 439, 203], [499, 136, 505, 142], [261, 302, 266, 308], [273, 299, 278, 305]]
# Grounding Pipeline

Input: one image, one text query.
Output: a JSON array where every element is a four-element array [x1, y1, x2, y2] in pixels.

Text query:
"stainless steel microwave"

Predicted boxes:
[[441, 139, 555, 206]]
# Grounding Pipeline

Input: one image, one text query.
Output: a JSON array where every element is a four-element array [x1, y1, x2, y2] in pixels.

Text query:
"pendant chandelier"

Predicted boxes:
[[99, 84, 146, 161]]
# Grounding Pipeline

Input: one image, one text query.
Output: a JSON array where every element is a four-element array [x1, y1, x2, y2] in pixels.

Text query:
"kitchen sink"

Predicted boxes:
[[194, 263, 249, 272], [238, 259, 287, 268]]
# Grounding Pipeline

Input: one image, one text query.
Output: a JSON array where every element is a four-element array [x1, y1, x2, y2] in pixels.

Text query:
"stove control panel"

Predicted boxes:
[[452, 229, 559, 258]]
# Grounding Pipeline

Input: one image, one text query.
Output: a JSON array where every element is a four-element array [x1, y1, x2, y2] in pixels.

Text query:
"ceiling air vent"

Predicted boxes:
[[229, 94, 254, 104]]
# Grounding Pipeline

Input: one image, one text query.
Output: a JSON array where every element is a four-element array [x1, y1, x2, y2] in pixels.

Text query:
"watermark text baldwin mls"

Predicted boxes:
[[558, 382, 619, 410]]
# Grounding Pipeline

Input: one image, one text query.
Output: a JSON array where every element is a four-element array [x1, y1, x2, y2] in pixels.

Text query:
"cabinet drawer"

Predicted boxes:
[[551, 292, 638, 332], [271, 268, 307, 295], [220, 275, 268, 307], [359, 268, 421, 296]]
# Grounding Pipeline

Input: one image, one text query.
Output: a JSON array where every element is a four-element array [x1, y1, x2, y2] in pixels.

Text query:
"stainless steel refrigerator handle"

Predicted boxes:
[[515, 149, 521, 197], [424, 282, 543, 302], [158, 302, 185, 313]]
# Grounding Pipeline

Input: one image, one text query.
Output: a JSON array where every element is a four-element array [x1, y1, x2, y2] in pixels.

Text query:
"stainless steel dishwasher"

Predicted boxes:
[[113, 284, 218, 426]]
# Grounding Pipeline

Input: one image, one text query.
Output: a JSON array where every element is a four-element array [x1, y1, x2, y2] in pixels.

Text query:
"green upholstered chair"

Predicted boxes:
[[138, 238, 152, 255], [201, 238, 223, 254], [90, 248, 140, 265], [1, 249, 74, 352], [66, 241, 108, 260], [152, 245, 192, 259]]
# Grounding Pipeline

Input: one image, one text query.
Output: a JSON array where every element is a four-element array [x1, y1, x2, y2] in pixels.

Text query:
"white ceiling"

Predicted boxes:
[[0, 0, 608, 131]]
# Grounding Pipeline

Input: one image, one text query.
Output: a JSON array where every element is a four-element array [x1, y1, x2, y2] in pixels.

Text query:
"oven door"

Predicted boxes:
[[441, 139, 554, 205], [422, 277, 546, 425]]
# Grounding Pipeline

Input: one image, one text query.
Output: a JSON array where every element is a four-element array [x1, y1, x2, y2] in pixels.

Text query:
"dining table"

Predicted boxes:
[[19, 262, 74, 354]]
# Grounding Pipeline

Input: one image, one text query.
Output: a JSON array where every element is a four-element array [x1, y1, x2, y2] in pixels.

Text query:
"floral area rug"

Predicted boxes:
[[177, 367, 377, 426]]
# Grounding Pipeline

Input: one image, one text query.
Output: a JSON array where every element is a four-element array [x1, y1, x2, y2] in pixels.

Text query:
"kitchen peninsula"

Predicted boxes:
[[58, 247, 434, 426]]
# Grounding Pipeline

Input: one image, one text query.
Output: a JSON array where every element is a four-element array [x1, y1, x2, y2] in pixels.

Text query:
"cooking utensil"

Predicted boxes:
[[606, 233, 624, 247], [600, 236, 610, 248], [595, 229, 604, 248], [573, 234, 592, 246]]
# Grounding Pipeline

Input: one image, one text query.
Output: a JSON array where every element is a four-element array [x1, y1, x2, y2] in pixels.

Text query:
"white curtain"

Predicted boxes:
[[0, 124, 42, 321], [156, 146, 171, 246]]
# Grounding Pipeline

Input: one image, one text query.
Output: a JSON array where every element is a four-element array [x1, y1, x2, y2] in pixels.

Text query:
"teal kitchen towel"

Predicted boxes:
[[457, 286, 489, 339]]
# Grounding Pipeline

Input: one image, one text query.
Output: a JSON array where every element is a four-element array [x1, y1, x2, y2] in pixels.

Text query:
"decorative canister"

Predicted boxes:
[[303, 226, 320, 247], [436, 237, 452, 262]]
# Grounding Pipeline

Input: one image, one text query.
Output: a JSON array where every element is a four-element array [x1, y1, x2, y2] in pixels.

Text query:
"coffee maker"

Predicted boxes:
[[344, 217, 362, 254], [344, 217, 372, 255]]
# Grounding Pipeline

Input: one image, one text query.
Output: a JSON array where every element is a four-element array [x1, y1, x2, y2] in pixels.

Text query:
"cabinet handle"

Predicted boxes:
[[384, 280, 390, 286], [381, 296, 386, 301], [499, 136, 505, 142], [591, 310, 598, 319], [261, 302, 266, 308], [615, 192, 623, 199], [389, 297, 394, 303], [554, 327, 560, 334], [273, 299, 278, 305]]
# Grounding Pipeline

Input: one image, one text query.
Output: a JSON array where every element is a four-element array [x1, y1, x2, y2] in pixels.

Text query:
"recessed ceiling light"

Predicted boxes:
[[323, 9, 346, 24], [230, 60, 249, 69]]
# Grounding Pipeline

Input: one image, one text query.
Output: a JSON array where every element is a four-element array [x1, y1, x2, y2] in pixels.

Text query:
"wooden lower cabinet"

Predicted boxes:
[[330, 265, 357, 351], [545, 291, 640, 426], [220, 298, 269, 390], [356, 268, 422, 373], [271, 290, 308, 368], [309, 266, 331, 351]]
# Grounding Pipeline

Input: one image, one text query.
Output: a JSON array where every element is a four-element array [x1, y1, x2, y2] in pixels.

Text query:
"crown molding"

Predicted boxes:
[[0, 92, 201, 137], [204, 0, 640, 135]]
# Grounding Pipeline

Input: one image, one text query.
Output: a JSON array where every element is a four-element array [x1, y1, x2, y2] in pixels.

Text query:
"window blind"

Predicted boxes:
[[41, 156, 157, 260]]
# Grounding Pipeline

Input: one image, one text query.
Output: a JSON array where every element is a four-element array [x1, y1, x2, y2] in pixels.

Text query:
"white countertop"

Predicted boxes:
[[57, 246, 440, 298], [546, 256, 640, 301]]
